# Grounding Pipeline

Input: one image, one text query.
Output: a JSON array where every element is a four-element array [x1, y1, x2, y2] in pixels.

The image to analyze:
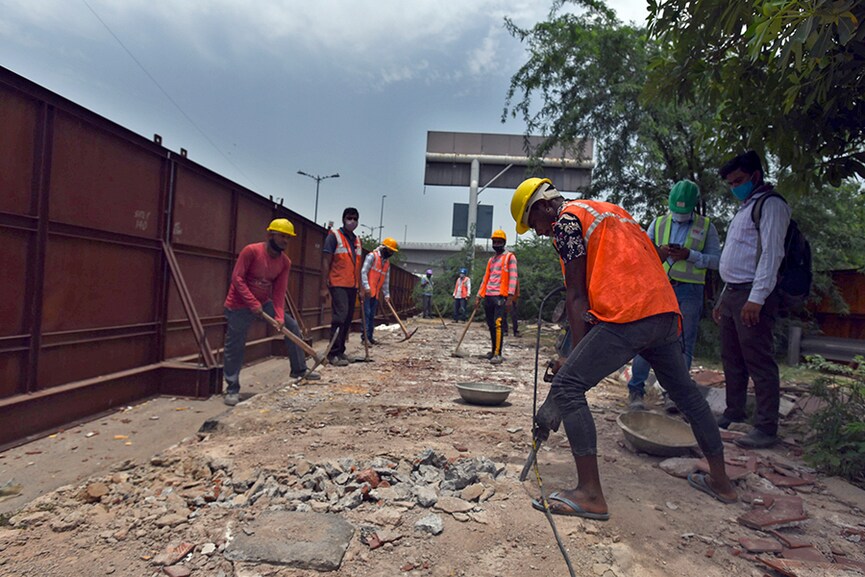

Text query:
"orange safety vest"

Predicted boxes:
[[367, 249, 390, 298], [557, 200, 680, 324], [479, 252, 515, 297], [328, 229, 362, 288], [453, 276, 470, 299]]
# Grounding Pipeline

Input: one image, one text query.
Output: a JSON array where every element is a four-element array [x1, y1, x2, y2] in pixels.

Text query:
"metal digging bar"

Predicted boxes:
[[260, 311, 338, 377]]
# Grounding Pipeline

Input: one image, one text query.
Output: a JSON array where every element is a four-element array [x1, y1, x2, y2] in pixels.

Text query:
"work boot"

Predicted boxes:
[[485, 351, 494, 360], [223, 393, 240, 406], [734, 428, 778, 449], [328, 356, 349, 367], [627, 390, 646, 411], [490, 355, 504, 365], [290, 369, 321, 380], [340, 352, 357, 363]]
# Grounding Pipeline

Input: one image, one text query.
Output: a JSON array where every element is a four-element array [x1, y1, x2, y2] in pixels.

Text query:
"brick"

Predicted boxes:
[[781, 546, 827, 562], [769, 530, 812, 549], [738, 496, 807, 530], [739, 537, 783, 554]]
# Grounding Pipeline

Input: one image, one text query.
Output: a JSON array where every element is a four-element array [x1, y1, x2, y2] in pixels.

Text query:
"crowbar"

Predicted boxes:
[[431, 298, 448, 328], [451, 300, 479, 357], [356, 295, 374, 362], [260, 311, 339, 375], [385, 299, 418, 342]]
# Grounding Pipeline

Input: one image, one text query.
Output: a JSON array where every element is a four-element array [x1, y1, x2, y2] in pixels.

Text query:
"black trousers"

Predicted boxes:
[[483, 296, 506, 356], [329, 287, 357, 358], [719, 285, 781, 435]]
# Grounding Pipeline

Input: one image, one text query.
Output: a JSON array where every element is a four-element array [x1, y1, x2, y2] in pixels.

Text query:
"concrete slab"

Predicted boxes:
[[225, 511, 354, 571]]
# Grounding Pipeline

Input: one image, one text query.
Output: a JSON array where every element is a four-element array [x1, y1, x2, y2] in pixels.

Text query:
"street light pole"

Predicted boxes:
[[297, 170, 340, 224], [378, 194, 387, 244]]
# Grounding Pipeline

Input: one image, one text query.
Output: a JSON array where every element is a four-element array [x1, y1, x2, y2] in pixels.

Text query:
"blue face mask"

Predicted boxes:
[[731, 180, 755, 201]]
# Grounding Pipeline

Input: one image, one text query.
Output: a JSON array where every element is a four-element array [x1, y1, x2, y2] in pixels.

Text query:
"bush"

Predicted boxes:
[[802, 355, 865, 489]]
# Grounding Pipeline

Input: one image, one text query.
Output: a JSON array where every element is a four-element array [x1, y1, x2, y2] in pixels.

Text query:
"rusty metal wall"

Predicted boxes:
[[813, 270, 865, 341], [0, 66, 417, 447]]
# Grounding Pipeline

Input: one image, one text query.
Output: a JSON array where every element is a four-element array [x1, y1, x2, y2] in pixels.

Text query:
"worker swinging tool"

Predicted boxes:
[[510, 177, 738, 575]]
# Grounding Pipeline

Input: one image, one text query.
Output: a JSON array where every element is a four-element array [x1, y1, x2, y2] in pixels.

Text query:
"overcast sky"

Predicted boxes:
[[1, 0, 648, 244]]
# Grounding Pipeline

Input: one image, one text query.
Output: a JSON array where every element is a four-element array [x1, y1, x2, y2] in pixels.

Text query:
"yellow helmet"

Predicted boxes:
[[511, 177, 552, 235], [491, 229, 507, 241], [267, 218, 296, 237], [382, 237, 399, 252]]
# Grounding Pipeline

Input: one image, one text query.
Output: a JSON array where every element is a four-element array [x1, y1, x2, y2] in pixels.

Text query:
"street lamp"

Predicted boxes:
[[378, 194, 387, 243], [297, 170, 340, 224]]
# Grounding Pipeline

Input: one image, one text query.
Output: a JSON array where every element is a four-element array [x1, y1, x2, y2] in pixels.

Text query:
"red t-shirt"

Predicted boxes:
[[223, 242, 291, 322]]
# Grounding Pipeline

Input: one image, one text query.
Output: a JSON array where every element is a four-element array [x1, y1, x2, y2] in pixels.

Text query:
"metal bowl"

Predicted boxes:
[[455, 382, 512, 406], [616, 411, 698, 457]]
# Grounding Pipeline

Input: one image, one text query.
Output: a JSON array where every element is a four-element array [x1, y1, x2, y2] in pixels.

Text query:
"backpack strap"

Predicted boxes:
[[750, 191, 786, 263]]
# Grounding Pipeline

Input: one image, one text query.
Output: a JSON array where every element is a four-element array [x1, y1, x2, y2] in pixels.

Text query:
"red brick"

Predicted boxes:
[[738, 496, 807, 530], [739, 537, 783, 553], [781, 547, 827, 562], [769, 530, 812, 549]]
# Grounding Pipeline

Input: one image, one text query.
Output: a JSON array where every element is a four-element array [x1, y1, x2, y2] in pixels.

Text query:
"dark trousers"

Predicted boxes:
[[329, 286, 357, 358], [552, 312, 723, 458], [506, 303, 519, 335], [422, 294, 433, 318], [719, 285, 781, 435], [363, 296, 378, 340], [483, 296, 506, 356], [453, 298, 467, 321], [223, 301, 306, 394]]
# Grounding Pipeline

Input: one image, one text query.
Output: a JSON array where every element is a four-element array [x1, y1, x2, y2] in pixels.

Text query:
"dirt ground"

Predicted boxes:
[[1, 316, 864, 577]]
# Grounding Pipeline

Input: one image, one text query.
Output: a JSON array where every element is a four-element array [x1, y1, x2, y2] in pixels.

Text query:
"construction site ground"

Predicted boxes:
[[1, 316, 864, 577]]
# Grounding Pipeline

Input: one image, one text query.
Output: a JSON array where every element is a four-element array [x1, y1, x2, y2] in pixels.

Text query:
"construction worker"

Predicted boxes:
[[627, 180, 721, 412], [361, 237, 398, 345], [222, 218, 320, 406], [452, 268, 471, 322], [320, 207, 362, 367], [475, 229, 518, 365], [511, 178, 735, 520], [420, 269, 434, 318]]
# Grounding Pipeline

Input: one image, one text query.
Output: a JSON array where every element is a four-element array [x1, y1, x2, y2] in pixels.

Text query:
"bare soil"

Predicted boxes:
[[1, 317, 864, 577]]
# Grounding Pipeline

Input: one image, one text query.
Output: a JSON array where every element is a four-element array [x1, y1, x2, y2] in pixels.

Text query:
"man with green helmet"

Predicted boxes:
[[222, 218, 320, 406], [627, 180, 720, 411]]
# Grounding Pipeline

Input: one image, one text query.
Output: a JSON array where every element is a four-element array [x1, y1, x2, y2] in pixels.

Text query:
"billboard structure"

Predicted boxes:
[[424, 131, 594, 239]]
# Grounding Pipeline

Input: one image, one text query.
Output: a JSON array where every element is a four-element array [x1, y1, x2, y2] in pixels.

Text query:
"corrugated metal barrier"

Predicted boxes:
[[0, 66, 418, 448]]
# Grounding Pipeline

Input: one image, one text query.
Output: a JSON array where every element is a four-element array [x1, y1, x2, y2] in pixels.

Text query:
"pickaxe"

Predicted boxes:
[[451, 300, 480, 357], [260, 311, 339, 376], [385, 299, 418, 342]]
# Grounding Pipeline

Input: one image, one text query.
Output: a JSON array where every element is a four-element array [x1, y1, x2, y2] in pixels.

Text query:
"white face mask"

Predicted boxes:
[[671, 212, 692, 223]]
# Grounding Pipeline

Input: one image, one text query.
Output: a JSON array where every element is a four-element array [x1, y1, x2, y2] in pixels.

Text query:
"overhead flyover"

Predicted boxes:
[[424, 131, 594, 239]]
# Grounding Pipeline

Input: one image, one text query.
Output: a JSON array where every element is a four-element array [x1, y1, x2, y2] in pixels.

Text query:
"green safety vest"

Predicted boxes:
[[654, 213, 710, 284]]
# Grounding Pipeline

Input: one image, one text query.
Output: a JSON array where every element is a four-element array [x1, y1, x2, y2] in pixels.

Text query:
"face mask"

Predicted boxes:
[[267, 238, 284, 253], [731, 180, 755, 201], [493, 245, 505, 255], [671, 212, 692, 223], [343, 219, 358, 232], [380, 248, 392, 259]]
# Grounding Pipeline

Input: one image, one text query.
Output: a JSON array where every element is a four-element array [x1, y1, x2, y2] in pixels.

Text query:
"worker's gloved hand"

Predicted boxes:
[[533, 394, 562, 442]]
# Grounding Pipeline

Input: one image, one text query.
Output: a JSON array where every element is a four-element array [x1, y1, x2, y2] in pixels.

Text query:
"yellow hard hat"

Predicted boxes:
[[267, 218, 296, 236], [382, 237, 399, 252], [511, 177, 552, 234], [491, 229, 507, 241]]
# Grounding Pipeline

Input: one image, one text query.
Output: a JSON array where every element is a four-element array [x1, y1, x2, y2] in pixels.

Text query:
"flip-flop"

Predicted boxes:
[[687, 472, 738, 504], [531, 491, 611, 521]]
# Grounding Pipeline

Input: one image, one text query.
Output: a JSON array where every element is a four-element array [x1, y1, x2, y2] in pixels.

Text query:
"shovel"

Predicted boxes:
[[452, 300, 480, 357], [385, 299, 418, 342], [261, 311, 339, 376]]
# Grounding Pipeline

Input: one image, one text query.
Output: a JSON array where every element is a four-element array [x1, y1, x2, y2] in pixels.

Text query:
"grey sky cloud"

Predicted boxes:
[[2, 0, 647, 243]]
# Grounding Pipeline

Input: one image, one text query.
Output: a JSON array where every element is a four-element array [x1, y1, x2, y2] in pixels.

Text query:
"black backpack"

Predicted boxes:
[[752, 191, 812, 311]]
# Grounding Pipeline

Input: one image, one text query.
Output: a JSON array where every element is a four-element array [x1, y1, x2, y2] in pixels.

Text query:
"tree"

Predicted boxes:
[[502, 0, 735, 222], [646, 0, 865, 188]]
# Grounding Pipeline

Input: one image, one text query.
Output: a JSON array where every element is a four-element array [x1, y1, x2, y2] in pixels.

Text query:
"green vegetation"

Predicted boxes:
[[802, 356, 865, 488]]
